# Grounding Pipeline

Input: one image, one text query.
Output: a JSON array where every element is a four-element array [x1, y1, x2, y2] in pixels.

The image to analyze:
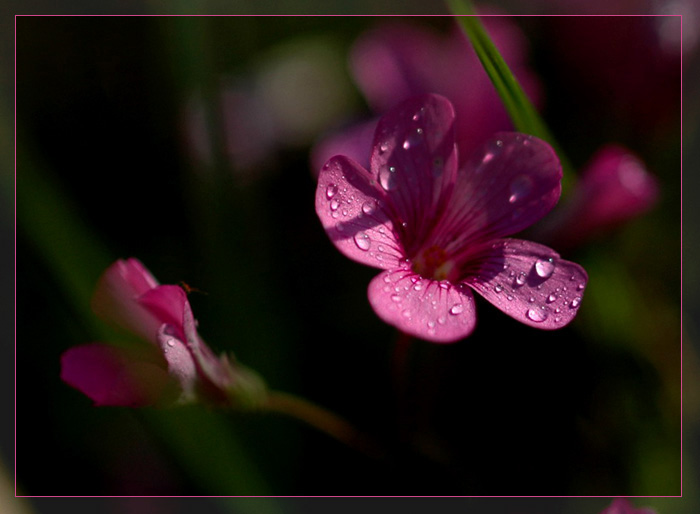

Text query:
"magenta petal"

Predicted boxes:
[[156, 325, 197, 401], [182, 301, 235, 391], [60, 344, 169, 407], [371, 94, 458, 254], [431, 133, 561, 253], [91, 258, 162, 343], [368, 268, 477, 343], [599, 499, 656, 514], [137, 285, 189, 341], [316, 155, 404, 270], [311, 118, 377, 175], [464, 239, 587, 330]]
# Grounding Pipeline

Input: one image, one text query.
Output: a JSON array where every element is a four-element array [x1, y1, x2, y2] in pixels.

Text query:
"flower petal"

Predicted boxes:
[[370, 94, 458, 256], [137, 285, 189, 342], [429, 133, 561, 254], [316, 155, 404, 269], [310, 118, 377, 174], [599, 499, 656, 514], [90, 258, 162, 343], [541, 145, 659, 250], [367, 267, 477, 343], [60, 343, 169, 407], [463, 239, 587, 330], [156, 325, 198, 402]]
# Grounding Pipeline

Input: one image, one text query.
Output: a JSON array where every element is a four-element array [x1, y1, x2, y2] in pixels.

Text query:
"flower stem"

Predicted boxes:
[[262, 390, 384, 460]]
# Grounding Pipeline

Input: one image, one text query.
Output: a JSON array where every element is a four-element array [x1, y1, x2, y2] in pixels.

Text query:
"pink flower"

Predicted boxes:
[[536, 145, 659, 251], [315, 94, 587, 343], [311, 18, 541, 173], [599, 498, 657, 514], [61, 259, 256, 407]]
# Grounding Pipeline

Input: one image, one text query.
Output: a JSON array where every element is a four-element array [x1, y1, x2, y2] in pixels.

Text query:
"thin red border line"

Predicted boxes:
[[12, 13, 684, 499], [14, 12, 18, 500], [680, 11, 684, 500]]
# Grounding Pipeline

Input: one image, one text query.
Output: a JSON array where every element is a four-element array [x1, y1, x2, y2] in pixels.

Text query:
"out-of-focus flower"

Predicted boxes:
[[599, 498, 657, 514], [183, 36, 356, 177], [60, 259, 264, 407], [536, 145, 659, 250], [315, 94, 587, 343], [311, 17, 541, 172]]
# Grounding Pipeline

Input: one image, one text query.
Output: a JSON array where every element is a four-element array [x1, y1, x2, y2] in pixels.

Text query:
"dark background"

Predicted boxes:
[[7, 5, 694, 514]]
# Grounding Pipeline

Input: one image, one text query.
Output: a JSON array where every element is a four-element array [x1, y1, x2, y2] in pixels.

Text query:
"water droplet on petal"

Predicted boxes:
[[353, 232, 371, 251], [379, 142, 389, 153], [527, 307, 549, 322], [166, 339, 175, 347], [330, 198, 340, 211], [571, 296, 581, 308], [494, 284, 504, 293], [535, 258, 555, 279], [391, 294, 402, 303], [495, 139, 503, 147], [515, 273, 527, 286], [547, 293, 557, 303], [402, 309, 412, 318], [577, 283, 585, 291], [509, 175, 534, 203], [326, 184, 338, 199], [362, 200, 376, 215], [379, 166, 396, 191], [450, 304, 464, 315]]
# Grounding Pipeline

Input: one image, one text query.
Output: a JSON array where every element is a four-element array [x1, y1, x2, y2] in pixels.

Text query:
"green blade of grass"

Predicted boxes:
[[446, 0, 575, 192]]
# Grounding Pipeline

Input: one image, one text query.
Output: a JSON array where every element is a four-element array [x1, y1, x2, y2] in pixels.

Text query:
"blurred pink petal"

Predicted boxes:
[[539, 145, 659, 250], [90, 258, 162, 343], [60, 344, 169, 407], [313, 18, 541, 173], [599, 498, 657, 514], [62, 259, 245, 407], [316, 95, 587, 343]]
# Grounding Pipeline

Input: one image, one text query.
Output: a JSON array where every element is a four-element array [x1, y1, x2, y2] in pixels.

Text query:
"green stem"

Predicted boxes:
[[446, 0, 575, 194], [262, 391, 384, 460]]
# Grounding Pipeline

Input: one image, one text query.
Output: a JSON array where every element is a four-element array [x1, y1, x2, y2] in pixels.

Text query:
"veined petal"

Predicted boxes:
[[90, 258, 162, 343], [371, 94, 458, 255], [430, 133, 561, 254], [60, 343, 169, 407], [463, 239, 587, 330], [368, 268, 477, 343], [316, 155, 404, 269]]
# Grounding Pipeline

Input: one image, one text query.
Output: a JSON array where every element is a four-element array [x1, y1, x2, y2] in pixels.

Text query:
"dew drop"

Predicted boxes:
[[166, 339, 175, 347], [515, 272, 527, 286], [526, 307, 549, 323], [391, 294, 402, 303], [506, 295, 514, 301], [414, 282, 423, 291], [326, 183, 338, 199], [577, 283, 585, 291], [362, 201, 376, 215], [495, 140, 503, 147], [383, 275, 392, 283], [330, 198, 340, 211], [509, 175, 534, 203], [494, 284, 504, 293], [437, 316, 446, 325], [402, 129, 423, 150], [402, 309, 412, 318], [571, 296, 581, 308], [535, 258, 555, 279], [379, 142, 389, 153], [529, 296, 535, 303], [379, 166, 396, 191], [547, 293, 557, 303], [353, 232, 371, 251], [427, 320, 436, 328], [450, 304, 464, 315]]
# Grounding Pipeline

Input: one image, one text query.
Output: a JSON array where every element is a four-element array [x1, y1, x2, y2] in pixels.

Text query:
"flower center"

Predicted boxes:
[[412, 245, 458, 281]]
